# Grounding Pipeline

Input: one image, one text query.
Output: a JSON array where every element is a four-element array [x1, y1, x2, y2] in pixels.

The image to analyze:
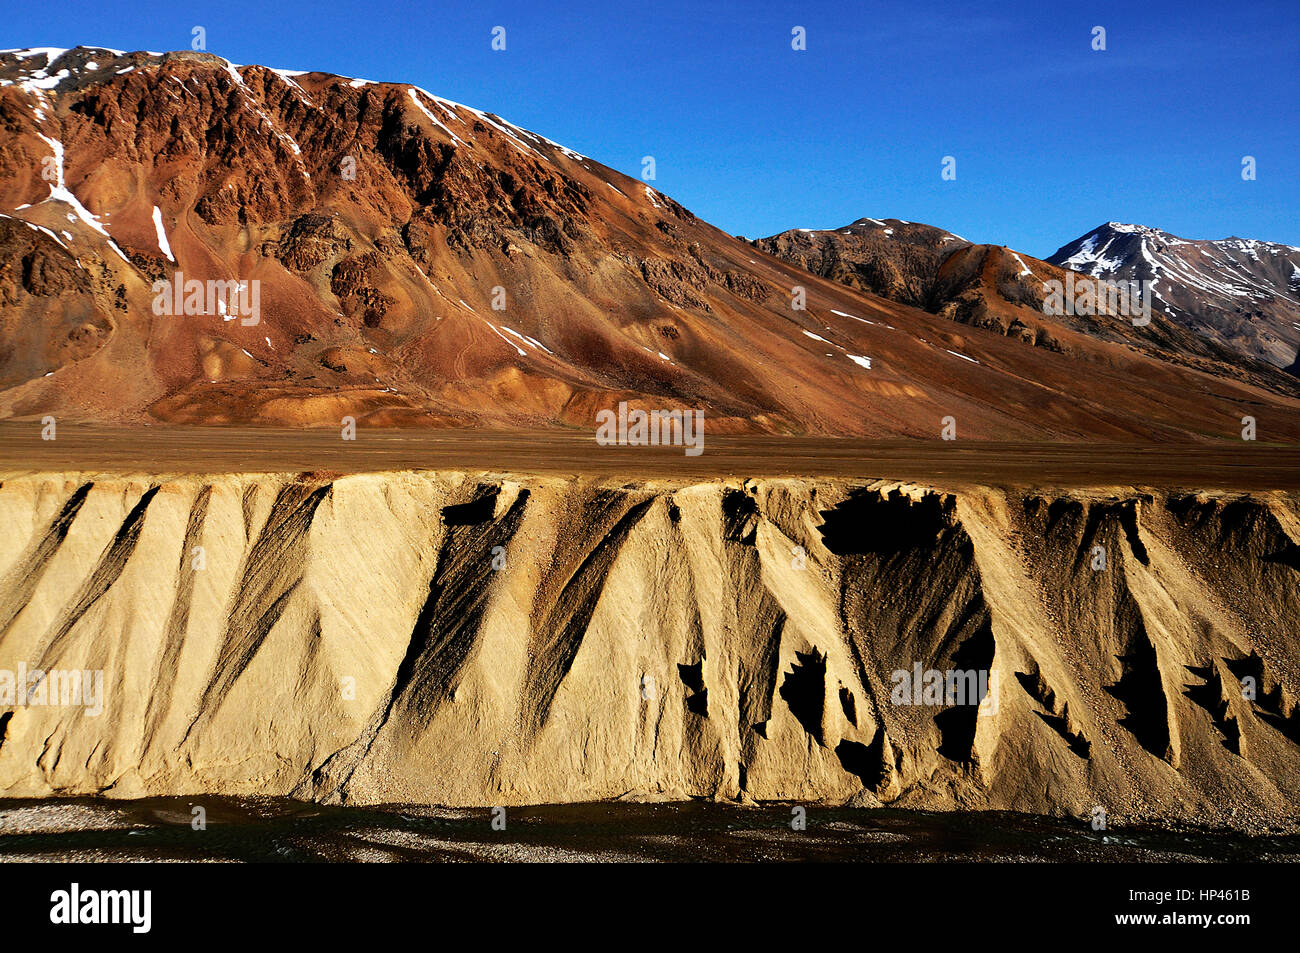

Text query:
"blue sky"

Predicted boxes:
[[5, 0, 1297, 256]]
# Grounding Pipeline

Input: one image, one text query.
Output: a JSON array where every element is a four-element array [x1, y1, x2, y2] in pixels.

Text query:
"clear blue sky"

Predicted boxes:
[[5, 0, 1297, 256]]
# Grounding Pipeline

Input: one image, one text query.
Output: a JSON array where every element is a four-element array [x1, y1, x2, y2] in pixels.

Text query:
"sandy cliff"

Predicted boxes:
[[1, 469, 1299, 831]]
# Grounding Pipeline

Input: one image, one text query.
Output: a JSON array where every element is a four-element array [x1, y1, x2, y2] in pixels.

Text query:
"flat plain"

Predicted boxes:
[[4, 424, 1300, 489]]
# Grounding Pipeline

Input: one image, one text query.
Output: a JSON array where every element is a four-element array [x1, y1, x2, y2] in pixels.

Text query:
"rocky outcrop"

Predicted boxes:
[[752, 218, 965, 308], [0, 216, 112, 386]]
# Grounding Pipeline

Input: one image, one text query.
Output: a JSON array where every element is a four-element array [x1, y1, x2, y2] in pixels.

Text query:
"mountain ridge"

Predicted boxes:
[[752, 217, 1300, 401]]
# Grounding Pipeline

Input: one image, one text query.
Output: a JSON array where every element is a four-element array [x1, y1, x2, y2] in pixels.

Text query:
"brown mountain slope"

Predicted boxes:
[[2, 47, 1300, 440]]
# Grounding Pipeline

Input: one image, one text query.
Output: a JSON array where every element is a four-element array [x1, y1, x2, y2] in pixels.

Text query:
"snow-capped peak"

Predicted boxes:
[[1046, 220, 1300, 367]]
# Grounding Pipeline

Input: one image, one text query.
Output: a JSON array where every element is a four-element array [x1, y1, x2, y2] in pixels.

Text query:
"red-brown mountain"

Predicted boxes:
[[2, 46, 1299, 441]]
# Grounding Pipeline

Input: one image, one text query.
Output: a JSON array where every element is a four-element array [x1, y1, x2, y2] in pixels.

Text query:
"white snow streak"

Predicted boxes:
[[151, 206, 173, 261]]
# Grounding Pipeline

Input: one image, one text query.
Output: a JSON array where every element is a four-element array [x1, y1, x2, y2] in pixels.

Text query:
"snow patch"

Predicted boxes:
[[500, 325, 554, 355], [480, 318, 526, 356], [151, 206, 173, 262], [1, 48, 69, 60], [408, 88, 465, 146], [30, 131, 129, 261]]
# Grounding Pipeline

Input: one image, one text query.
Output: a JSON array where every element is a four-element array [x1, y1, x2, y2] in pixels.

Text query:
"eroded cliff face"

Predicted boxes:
[[1, 470, 1299, 830]]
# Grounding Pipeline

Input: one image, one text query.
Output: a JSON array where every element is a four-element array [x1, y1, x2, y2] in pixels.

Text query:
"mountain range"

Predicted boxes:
[[2, 46, 1298, 441], [1046, 221, 1300, 372], [755, 218, 1300, 386]]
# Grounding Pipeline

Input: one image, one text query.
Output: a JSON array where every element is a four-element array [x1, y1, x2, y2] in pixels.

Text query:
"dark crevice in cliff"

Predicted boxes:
[[677, 661, 708, 717], [779, 648, 827, 746], [934, 619, 995, 762], [1104, 602, 1172, 762], [0, 482, 93, 640], [37, 485, 160, 671], [182, 478, 332, 746], [522, 492, 655, 741]]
